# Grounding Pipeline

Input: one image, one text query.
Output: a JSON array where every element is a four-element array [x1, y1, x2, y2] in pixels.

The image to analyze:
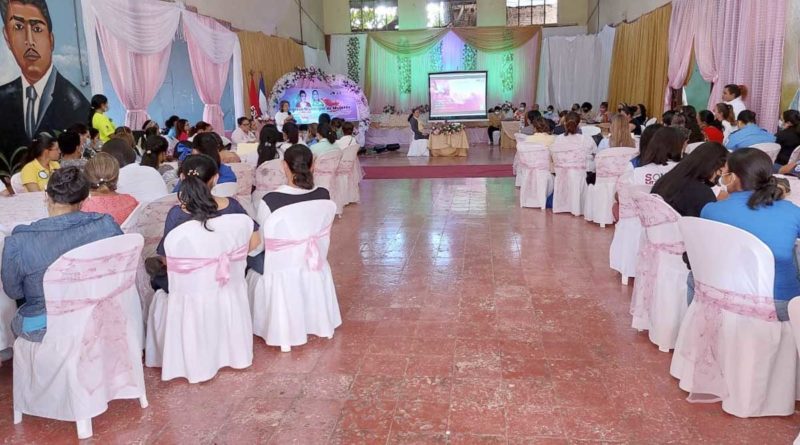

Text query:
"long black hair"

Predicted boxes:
[[25, 133, 57, 164], [680, 105, 704, 143], [782, 110, 800, 135], [727, 148, 783, 209], [192, 132, 223, 167], [652, 142, 728, 208], [141, 135, 168, 170], [641, 127, 686, 166], [284, 144, 314, 190], [257, 124, 282, 166], [178, 154, 220, 230], [88, 94, 108, 127], [698, 110, 723, 130], [317, 123, 336, 144], [282, 122, 300, 144]]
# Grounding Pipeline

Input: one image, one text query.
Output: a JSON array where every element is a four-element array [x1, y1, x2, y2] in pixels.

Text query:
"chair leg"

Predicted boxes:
[[76, 419, 93, 439], [13, 410, 22, 424], [280, 345, 291, 353], [621, 276, 629, 286], [139, 395, 149, 409]]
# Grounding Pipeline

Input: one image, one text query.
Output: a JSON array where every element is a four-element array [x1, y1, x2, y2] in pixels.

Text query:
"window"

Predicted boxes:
[[506, 0, 558, 26], [427, 1, 477, 28], [350, 0, 398, 31]]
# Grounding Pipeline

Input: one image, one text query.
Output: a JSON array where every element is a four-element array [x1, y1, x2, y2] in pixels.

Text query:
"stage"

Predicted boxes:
[[359, 143, 515, 179]]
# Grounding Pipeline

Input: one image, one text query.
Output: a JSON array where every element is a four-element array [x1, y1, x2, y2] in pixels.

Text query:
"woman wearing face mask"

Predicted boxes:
[[488, 107, 502, 145], [88, 94, 116, 143], [701, 148, 800, 320]]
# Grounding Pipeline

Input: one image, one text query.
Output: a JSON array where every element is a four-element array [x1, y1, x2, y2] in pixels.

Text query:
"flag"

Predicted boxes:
[[258, 74, 269, 119], [248, 73, 261, 118]]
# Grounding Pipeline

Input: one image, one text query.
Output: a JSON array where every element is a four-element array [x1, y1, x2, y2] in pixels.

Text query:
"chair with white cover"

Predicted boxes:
[[629, 193, 688, 352], [550, 145, 587, 216], [252, 159, 287, 208], [211, 182, 238, 198], [751, 142, 781, 163], [514, 133, 527, 144], [10, 173, 24, 194], [228, 163, 256, 218], [670, 217, 797, 418], [249, 200, 341, 352], [516, 142, 552, 209], [334, 144, 361, 211], [645, 117, 657, 127], [684, 142, 704, 155], [407, 136, 429, 157], [0, 234, 17, 357], [585, 147, 637, 227], [491, 130, 500, 145], [13, 234, 147, 439], [581, 126, 601, 138], [609, 179, 651, 285], [145, 214, 254, 383], [314, 150, 343, 214]]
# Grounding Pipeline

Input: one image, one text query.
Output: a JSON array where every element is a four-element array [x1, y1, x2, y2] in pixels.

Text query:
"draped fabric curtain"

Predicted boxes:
[[665, 0, 698, 110], [541, 26, 615, 111], [608, 4, 672, 119], [368, 29, 449, 55], [476, 31, 540, 107], [183, 12, 237, 133], [303, 45, 332, 72], [237, 31, 305, 114], [83, 0, 180, 128], [782, 0, 800, 110], [329, 34, 367, 87], [451, 26, 540, 53], [710, 0, 786, 131]]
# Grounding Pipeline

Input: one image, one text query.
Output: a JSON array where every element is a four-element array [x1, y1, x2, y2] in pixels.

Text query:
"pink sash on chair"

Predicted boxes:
[[44, 247, 140, 395], [167, 243, 249, 286], [264, 224, 332, 271], [552, 149, 586, 209], [336, 160, 355, 176], [682, 281, 778, 403]]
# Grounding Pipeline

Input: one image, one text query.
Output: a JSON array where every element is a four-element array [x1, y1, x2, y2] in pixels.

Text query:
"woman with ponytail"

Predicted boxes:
[[309, 123, 339, 157], [713, 103, 736, 142], [550, 111, 598, 173], [722, 84, 748, 119], [82, 153, 139, 224], [256, 124, 283, 166], [88, 94, 115, 142], [150, 154, 260, 292], [701, 148, 800, 320]]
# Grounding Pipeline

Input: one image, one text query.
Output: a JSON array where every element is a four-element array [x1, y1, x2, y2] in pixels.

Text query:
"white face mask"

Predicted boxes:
[[717, 173, 730, 193]]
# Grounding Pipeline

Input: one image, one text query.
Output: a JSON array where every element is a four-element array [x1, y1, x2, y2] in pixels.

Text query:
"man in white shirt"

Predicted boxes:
[[230, 117, 257, 150]]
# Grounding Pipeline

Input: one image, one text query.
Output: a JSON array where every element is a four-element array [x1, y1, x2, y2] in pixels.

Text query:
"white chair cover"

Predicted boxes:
[[684, 142, 704, 155], [211, 182, 238, 198], [609, 180, 651, 284], [314, 150, 343, 212], [629, 194, 688, 351], [252, 159, 288, 207], [581, 125, 601, 137], [550, 145, 587, 216], [145, 214, 254, 383], [121, 194, 179, 317], [334, 144, 361, 212], [514, 133, 527, 144], [250, 200, 341, 351], [645, 117, 657, 127], [670, 218, 797, 418], [0, 234, 17, 353], [516, 142, 553, 209], [13, 234, 147, 438], [10, 173, 25, 194], [407, 138, 430, 157], [229, 162, 256, 218], [585, 147, 637, 227], [751, 142, 781, 163]]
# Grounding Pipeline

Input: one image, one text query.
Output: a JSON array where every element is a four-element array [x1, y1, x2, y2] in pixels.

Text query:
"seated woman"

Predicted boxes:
[[278, 122, 302, 156], [149, 154, 260, 292], [176, 133, 237, 189], [701, 148, 800, 321], [632, 124, 664, 168], [775, 110, 800, 170], [1, 167, 122, 341], [409, 108, 428, 141], [249, 145, 331, 274], [140, 135, 179, 190], [257, 125, 283, 166], [305, 123, 319, 146], [597, 113, 636, 151], [20, 134, 60, 192], [621, 126, 686, 187], [336, 122, 358, 149], [550, 112, 598, 172], [524, 117, 555, 147], [697, 110, 724, 144], [81, 153, 139, 225], [487, 107, 501, 143], [680, 106, 705, 144], [309, 124, 339, 157], [57, 131, 86, 170], [652, 142, 729, 217]]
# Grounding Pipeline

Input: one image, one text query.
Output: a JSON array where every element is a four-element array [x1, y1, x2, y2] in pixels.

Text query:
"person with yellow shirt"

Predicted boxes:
[[20, 134, 61, 192], [89, 94, 115, 143]]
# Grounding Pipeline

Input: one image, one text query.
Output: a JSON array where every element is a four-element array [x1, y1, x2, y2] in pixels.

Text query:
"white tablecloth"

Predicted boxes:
[[0, 192, 47, 235]]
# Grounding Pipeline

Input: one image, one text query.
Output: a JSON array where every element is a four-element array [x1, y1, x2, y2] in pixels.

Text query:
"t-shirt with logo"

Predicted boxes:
[[631, 161, 677, 186], [20, 159, 60, 191]]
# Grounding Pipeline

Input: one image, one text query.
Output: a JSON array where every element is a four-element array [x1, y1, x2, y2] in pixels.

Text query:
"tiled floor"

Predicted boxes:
[[1, 178, 798, 444], [359, 143, 516, 167]]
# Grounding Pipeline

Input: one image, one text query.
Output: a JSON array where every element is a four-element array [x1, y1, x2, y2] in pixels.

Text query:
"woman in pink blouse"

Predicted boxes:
[[81, 153, 139, 225]]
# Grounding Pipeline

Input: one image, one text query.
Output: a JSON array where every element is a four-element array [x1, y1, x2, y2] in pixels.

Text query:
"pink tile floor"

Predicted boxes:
[[0, 178, 798, 444]]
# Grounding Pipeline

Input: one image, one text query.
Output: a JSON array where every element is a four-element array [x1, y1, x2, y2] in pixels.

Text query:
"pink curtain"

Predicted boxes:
[[664, 0, 698, 111], [709, 0, 786, 131], [183, 13, 237, 134]]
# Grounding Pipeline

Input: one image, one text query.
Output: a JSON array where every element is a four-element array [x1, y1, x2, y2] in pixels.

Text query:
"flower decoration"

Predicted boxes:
[[346, 37, 361, 84], [501, 52, 514, 93], [383, 105, 396, 114], [429, 121, 464, 136], [462, 44, 477, 71]]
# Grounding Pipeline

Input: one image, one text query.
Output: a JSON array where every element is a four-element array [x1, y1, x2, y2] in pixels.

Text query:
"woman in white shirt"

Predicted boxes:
[[274, 100, 292, 133], [620, 126, 686, 187], [336, 122, 358, 149], [277, 122, 303, 157], [597, 113, 637, 152], [722, 84, 747, 120], [714, 103, 736, 143], [550, 111, 598, 172]]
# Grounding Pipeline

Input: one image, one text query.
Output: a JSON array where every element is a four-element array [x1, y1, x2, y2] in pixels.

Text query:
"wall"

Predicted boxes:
[[587, 0, 670, 33], [398, 0, 428, 30], [323, 0, 352, 34], [557, 0, 588, 26], [477, 0, 506, 27]]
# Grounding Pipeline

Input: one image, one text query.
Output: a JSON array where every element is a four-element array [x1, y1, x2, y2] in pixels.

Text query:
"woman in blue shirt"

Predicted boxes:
[[172, 132, 237, 192], [701, 148, 800, 320], [1, 167, 122, 342], [726, 110, 776, 150]]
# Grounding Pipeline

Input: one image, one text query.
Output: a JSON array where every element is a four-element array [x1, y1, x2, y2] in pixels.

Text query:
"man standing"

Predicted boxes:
[[0, 0, 89, 160]]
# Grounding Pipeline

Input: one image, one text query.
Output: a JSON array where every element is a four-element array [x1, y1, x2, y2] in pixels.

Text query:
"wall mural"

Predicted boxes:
[[0, 0, 90, 173]]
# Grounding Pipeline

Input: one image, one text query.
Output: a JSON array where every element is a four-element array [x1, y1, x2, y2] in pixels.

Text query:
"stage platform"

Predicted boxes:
[[359, 143, 515, 179]]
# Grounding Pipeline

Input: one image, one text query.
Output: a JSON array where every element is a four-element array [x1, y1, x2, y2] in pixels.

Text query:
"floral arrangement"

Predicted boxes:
[[383, 105, 396, 114], [501, 52, 514, 92], [346, 37, 360, 83], [462, 44, 477, 71], [429, 121, 464, 136], [398, 55, 412, 94]]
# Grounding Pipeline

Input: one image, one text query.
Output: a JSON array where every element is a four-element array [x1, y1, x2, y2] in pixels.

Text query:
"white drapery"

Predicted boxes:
[[537, 26, 615, 111], [81, 0, 244, 129], [329, 34, 368, 88], [303, 45, 332, 72]]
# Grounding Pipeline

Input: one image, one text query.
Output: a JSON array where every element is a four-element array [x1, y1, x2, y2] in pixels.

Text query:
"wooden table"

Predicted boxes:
[[500, 121, 521, 150]]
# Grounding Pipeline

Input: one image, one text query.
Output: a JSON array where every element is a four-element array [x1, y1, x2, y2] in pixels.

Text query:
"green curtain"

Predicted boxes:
[[368, 29, 448, 56]]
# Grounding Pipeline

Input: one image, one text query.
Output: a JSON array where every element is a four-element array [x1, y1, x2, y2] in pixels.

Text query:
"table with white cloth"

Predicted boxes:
[[500, 121, 521, 150], [429, 130, 469, 157]]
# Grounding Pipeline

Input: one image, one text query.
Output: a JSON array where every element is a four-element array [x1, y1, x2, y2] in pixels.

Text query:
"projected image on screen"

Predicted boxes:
[[429, 71, 488, 121]]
